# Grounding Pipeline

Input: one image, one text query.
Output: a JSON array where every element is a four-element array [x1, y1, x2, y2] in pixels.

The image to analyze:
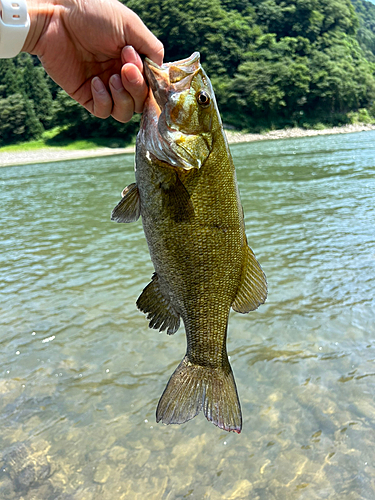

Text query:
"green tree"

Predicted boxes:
[[17, 54, 54, 128], [125, 0, 257, 77], [0, 59, 21, 98], [251, 0, 358, 40], [52, 89, 139, 142], [308, 32, 375, 113], [225, 35, 311, 128], [0, 58, 43, 144], [124, 0, 375, 130], [0, 93, 43, 145], [2, 0, 375, 145], [351, 0, 375, 61]]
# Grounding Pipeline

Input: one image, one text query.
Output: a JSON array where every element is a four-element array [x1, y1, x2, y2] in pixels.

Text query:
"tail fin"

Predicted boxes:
[[156, 356, 242, 433]]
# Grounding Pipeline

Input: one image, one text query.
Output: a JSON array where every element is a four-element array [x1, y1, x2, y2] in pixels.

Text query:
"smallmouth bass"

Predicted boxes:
[[112, 53, 267, 433]]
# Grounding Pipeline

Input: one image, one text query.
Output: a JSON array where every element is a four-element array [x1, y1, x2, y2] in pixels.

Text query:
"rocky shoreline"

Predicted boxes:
[[1, 122, 374, 168], [224, 122, 375, 143]]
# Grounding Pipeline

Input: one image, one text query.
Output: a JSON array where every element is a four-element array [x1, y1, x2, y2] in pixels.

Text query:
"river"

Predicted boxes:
[[0, 130, 374, 499]]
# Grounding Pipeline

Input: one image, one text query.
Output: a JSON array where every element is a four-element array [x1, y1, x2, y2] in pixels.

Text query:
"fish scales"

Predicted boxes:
[[112, 52, 267, 433]]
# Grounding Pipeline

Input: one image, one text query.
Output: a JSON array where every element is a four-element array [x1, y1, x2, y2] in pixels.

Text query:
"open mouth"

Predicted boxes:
[[144, 52, 201, 113], [140, 52, 209, 171], [145, 52, 200, 78]]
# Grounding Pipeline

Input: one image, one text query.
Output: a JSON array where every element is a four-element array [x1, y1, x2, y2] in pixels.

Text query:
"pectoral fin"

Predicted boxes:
[[232, 245, 267, 313], [161, 175, 194, 223], [137, 273, 180, 335], [111, 183, 140, 223]]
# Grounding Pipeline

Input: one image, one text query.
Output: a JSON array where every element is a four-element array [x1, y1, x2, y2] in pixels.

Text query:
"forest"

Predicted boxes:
[[1, 0, 375, 146]]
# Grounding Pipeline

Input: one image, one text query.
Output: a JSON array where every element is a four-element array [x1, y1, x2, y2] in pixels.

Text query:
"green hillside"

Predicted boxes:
[[1, 0, 375, 146], [351, 0, 375, 61]]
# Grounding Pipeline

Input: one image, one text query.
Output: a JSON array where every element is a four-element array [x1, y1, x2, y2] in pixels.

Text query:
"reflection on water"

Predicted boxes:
[[1, 131, 375, 499]]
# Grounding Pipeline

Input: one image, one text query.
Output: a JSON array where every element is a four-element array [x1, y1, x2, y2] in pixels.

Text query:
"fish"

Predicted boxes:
[[111, 52, 267, 433]]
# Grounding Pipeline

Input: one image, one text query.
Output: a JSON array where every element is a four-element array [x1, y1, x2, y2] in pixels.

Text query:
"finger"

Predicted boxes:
[[121, 63, 148, 114], [121, 45, 143, 72], [123, 8, 164, 66], [90, 77, 113, 119], [109, 74, 135, 123]]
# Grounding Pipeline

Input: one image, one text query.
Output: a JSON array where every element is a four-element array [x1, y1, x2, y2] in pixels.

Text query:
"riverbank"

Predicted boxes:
[[1, 122, 374, 167], [224, 122, 375, 143]]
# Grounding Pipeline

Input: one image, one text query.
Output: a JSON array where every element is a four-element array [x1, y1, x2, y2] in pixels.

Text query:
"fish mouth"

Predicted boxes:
[[140, 52, 209, 171], [144, 52, 201, 112], [145, 52, 200, 74]]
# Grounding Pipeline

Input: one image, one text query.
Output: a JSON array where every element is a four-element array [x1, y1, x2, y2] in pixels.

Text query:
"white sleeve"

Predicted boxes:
[[0, 0, 30, 58]]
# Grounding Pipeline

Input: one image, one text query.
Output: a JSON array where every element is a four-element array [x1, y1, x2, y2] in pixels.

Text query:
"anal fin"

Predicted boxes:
[[111, 182, 140, 223], [136, 273, 180, 335], [232, 244, 267, 313]]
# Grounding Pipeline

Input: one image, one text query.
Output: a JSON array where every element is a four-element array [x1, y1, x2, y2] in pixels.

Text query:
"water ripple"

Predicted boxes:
[[1, 132, 375, 499]]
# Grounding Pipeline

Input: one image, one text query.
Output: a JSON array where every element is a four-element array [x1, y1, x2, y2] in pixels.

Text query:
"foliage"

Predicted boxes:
[[126, 0, 258, 78], [16, 54, 54, 127], [225, 0, 375, 128], [1, 0, 375, 145], [125, 0, 375, 130], [0, 54, 139, 146], [0, 93, 43, 145], [0, 57, 43, 145], [351, 0, 375, 61], [348, 107, 375, 123], [51, 89, 140, 143]]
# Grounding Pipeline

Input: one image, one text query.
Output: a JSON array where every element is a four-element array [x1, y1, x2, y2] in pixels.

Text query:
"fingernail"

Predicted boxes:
[[92, 77, 106, 94], [122, 45, 142, 66], [124, 45, 135, 53], [110, 74, 123, 91]]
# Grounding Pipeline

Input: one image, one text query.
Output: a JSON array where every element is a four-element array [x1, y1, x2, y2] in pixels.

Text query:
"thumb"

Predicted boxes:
[[123, 8, 164, 66]]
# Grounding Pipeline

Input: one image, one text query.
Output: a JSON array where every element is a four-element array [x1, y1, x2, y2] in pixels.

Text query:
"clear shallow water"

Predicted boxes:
[[0, 131, 374, 499]]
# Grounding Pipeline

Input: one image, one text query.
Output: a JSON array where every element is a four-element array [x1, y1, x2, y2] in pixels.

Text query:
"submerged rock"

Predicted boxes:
[[93, 462, 111, 484], [3, 439, 52, 493]]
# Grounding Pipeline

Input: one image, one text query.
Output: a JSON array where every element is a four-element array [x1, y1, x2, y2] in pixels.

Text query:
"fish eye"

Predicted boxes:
[[196, 91, 211, 107]]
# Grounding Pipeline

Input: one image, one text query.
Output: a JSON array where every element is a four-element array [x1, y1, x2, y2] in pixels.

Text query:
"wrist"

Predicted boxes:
[[22, 0, 57, 55], [0, 0, 30, 57]]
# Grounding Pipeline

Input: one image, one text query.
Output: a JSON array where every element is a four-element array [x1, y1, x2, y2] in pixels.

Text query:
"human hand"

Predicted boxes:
[[23, 0, 164, 122]]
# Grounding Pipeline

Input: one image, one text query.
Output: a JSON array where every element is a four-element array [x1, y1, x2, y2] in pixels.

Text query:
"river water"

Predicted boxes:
[[0, 130, 374, 499]]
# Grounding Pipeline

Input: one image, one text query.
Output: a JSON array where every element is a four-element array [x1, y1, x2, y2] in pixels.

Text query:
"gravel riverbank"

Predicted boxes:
[[1, 122, 374, 168]]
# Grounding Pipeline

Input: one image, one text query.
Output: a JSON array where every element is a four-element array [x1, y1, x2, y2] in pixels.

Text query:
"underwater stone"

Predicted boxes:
[[93, 463, 112, 484]]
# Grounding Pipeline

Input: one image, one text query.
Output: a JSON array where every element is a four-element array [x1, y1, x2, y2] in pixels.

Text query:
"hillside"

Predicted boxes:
[[351, 0, 375, 61], [1, 0, 375, 146]]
